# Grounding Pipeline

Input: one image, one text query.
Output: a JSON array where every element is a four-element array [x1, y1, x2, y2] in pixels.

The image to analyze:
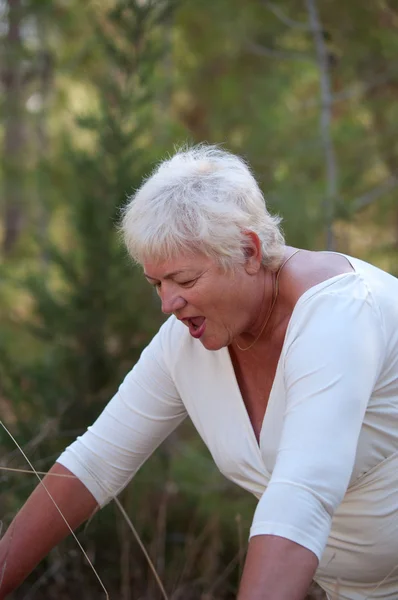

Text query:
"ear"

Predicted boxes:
[[242, 231, 262, 275]]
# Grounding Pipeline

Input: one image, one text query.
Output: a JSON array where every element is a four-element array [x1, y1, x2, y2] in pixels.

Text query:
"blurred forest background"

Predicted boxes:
[[1, 0, 397, 598]]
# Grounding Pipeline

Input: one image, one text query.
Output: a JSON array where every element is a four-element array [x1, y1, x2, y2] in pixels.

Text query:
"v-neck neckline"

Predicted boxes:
[[224, 333, 284, 454], [222, 267, 359, 453]]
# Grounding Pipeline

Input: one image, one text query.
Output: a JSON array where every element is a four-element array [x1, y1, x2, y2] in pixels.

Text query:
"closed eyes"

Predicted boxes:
[[149, 278, 197, 290], [177, 278, 197, 288]]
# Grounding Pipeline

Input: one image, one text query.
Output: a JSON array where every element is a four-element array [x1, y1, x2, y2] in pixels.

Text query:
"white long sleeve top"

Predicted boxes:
[[57, 255, 398, 599]]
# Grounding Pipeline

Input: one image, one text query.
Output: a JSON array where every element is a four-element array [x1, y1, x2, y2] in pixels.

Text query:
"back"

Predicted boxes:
[[344, 255, 398, 481]]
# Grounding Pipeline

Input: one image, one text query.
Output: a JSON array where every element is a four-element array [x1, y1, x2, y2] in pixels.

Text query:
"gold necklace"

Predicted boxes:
[[235, 249, 301, 352]]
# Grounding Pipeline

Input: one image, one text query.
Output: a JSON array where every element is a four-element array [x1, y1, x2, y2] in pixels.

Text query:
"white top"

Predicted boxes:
[[57, 255, 398, 599]]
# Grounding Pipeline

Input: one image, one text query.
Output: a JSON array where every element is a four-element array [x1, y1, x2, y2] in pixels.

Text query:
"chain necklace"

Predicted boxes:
[[235, 249, 301, 352]]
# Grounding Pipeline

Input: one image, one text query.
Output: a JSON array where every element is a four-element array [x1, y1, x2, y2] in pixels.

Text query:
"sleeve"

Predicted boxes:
[[56, 319, 187, 506], [249, 286, 385, 560]]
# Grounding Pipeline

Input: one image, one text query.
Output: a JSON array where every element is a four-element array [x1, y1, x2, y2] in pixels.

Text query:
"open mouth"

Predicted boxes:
[[185, 316, 206, 339]]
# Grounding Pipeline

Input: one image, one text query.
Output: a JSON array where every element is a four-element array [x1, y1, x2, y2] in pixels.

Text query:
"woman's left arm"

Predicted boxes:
[[239, 283, 385, 598], [238, 535, 317, 600]]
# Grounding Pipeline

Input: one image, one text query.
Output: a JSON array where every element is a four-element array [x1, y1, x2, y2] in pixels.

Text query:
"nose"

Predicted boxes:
[[159, 284, 187, 315]]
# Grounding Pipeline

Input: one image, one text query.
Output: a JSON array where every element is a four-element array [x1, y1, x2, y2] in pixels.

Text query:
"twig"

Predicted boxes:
[[1, 418, 60, 467], [306, 0, 338, 250], [352, 174, 398, 212], [205, 550, 241, 596], [0, 421, 110, 599], [235, 513, 245, 580], [261, 1, 310, 30], [0, 466, 97, 478], [113, 496, 169, 600], [0, 464, 169, 600], [297, 69, 398, 111], [21, 555, 64, 600], [247, 41, 314, 62]]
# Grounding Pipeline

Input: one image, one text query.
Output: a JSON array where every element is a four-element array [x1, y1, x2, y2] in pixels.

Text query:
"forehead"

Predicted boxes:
[[143, 251, 213, 279]]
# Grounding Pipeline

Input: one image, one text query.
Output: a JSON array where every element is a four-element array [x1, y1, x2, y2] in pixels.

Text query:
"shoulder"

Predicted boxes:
[[279, 251, 384, 344], [280, 249, 355, 309], [284, 269, 384, 355]]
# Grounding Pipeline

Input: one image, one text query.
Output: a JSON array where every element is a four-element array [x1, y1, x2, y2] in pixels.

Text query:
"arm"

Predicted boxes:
[[0, 463, 98, 597], [1, 320, 186, 595], [238, 536, 317, 600], [56, 320, 187, 506], [242, 282, 384, 597]]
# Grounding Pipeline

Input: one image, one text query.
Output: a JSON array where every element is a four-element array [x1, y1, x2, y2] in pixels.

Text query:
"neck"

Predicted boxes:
[[236, 268, 276, 348], [234, 247, 299, 351]]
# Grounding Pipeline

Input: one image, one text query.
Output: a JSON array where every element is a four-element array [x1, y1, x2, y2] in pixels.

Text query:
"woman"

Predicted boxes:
[[1, 145, 398, 600]]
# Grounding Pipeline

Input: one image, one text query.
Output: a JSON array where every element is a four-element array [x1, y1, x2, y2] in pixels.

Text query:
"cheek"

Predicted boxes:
[[190, 280, 236, 316]]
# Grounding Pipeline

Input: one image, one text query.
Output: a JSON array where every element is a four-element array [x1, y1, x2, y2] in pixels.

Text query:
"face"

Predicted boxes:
[[143, 251, 261, 351]]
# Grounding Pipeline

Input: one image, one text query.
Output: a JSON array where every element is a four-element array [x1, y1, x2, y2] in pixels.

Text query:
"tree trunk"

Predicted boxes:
[[2, 0, 27, 256], [367, 86, 398, 268], [35, 21, 53, 269], [306, 0, 338, 250]]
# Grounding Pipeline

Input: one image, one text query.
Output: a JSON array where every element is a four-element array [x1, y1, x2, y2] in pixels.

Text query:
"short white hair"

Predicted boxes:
[[121, 144, 285, 271]]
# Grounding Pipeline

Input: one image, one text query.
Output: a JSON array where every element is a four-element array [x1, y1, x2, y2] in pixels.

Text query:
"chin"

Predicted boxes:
[[199, 336, 226, 352]]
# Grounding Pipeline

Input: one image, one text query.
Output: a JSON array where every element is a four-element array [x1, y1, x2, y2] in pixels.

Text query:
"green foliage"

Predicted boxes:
[[1, 0, 398, 598]]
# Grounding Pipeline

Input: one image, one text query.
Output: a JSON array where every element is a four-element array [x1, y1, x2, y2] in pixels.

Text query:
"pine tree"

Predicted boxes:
[[1, 2, 178, 596]]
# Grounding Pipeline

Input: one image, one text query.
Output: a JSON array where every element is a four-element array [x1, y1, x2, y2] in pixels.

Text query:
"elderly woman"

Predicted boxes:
[[1, 145, 398, 600]]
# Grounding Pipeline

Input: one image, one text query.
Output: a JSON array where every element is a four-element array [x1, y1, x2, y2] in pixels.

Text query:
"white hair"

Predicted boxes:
[[121, 144, 285, 271]]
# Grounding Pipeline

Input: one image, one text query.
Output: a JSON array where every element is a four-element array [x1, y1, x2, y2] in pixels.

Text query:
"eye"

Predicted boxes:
[[178, 279, 197, 288], [149, 281, 161, 292]]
